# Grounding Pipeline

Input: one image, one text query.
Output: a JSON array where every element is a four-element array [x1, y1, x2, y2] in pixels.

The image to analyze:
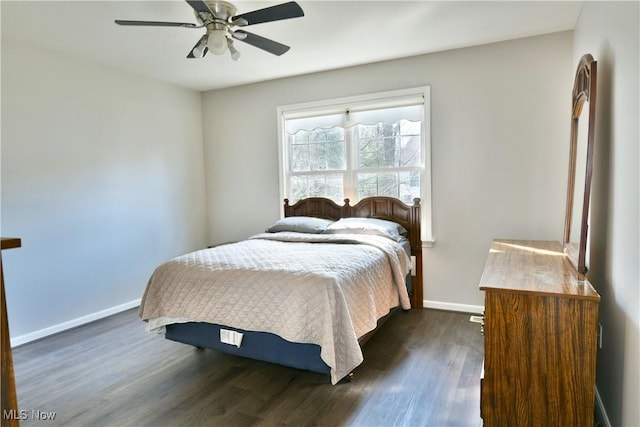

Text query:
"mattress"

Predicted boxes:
[[139, 232, 411, 384]]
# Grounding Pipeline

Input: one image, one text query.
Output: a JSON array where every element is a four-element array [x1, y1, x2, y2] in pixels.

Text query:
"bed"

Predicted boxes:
[[139, 196, 423, 384]]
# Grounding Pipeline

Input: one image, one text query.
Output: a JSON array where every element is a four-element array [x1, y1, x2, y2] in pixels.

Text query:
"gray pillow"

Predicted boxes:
[[324, 217, 408, 242], [266, 216, 335, 234]]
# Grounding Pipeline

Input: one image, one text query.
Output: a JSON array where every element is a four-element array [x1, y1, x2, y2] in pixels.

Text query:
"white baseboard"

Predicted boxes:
[[595, 386, 612, 427], [11, 299, 141, 348], [424, 299, 484, 314]]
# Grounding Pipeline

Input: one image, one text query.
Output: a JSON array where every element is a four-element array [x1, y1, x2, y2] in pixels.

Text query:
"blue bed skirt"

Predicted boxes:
[[165, 322, 331, 374]]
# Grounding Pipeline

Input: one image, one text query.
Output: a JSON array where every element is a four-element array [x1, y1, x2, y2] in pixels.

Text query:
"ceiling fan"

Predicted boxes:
[[115, 1, 304, 61]]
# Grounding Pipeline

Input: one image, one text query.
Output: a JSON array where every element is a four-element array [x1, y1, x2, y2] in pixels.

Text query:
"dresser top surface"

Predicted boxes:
[[1, 237, 21, 250], [479, 239, 600, 300]]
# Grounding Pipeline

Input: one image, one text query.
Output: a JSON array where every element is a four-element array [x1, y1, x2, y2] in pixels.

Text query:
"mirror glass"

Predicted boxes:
[[568, 103, 589, 249], [563, 54, 596, 275]]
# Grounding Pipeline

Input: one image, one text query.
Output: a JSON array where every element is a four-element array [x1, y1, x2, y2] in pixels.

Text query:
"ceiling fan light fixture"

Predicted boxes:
[[207, 29, 228, 55], [192, 35, 208, 58], [228, 41, 241, 61]]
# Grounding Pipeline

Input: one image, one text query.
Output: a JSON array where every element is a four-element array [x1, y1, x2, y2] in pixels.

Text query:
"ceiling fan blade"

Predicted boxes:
[[231, 1, 303, 26], [115, 20, 198, 28], [185, 0, 212, 15], [233, 30, 290, 56]]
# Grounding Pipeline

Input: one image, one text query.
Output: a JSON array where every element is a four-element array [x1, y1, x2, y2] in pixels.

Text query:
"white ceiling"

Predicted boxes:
[[1, 1, 583, 92]]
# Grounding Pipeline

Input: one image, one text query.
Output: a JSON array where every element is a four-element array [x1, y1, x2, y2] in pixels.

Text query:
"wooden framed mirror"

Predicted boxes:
[[563, 54, 597, 275]]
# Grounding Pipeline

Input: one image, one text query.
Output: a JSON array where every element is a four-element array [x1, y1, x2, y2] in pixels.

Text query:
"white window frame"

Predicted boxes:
[[276, 86, 434, 246]]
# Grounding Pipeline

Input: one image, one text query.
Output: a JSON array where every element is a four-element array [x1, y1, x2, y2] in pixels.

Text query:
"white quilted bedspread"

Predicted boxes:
[[139, 232, 411, 384]]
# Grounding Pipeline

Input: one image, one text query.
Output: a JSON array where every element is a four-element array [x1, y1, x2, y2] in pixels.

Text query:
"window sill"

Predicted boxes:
[[422, 240, 435, 248]]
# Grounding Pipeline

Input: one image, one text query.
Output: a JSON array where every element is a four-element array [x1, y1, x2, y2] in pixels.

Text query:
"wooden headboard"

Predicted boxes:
[[284, 196, 423, 309]]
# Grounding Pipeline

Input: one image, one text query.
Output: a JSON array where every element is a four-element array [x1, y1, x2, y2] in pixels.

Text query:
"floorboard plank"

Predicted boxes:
[[12, 308, 483, 426]]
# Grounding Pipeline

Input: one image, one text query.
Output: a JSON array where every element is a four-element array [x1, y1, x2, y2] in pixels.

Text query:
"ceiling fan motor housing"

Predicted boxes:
[[198, 1, 237, 24]]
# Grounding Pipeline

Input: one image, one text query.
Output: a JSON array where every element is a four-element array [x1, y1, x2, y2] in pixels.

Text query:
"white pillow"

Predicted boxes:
[[324, 217, 408, 242]]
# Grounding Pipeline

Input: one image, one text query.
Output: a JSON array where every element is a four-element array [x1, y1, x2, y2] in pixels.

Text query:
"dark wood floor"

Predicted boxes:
[[12, 308, 484, 427]]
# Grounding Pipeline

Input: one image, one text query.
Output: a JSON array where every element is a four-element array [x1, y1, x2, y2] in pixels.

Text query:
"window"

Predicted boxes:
[[277, 87, 433, 244]]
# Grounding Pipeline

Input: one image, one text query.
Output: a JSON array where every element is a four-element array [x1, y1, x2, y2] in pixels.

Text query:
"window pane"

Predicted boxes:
[[291, 143, 309, 171], [290, 174, 344, 203], [399, 120, 421, 167], [293, 130, 309, 144], [326, 127, 344, 142], [356, 173, 376, 199], [309, 143, 325, 171], [358, 135, 378, 168], [357, 124, 398, 169], [358, 124, 377, 140], [326, 175, 343, 199], [400, 170, 421, 202], [326, 139, 345, 169], [290, 128, 345, 172], [399, 135, 421, 167], [380, 136, 398, 168], [357, 171, 419, 204], [310, 129, 327, 143], [378, 172, 399, 197], [400, 120, 421, 135], [356, 122, 421, 169], [290, 175, 309, 201]]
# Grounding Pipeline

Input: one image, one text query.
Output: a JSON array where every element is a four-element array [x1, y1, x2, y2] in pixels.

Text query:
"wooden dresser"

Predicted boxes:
[[479, 239, 600, 427]]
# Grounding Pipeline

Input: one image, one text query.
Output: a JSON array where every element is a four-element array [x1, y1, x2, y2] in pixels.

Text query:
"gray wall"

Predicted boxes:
[[573, 2, 640, 426], [1, 39, 208, 342]]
